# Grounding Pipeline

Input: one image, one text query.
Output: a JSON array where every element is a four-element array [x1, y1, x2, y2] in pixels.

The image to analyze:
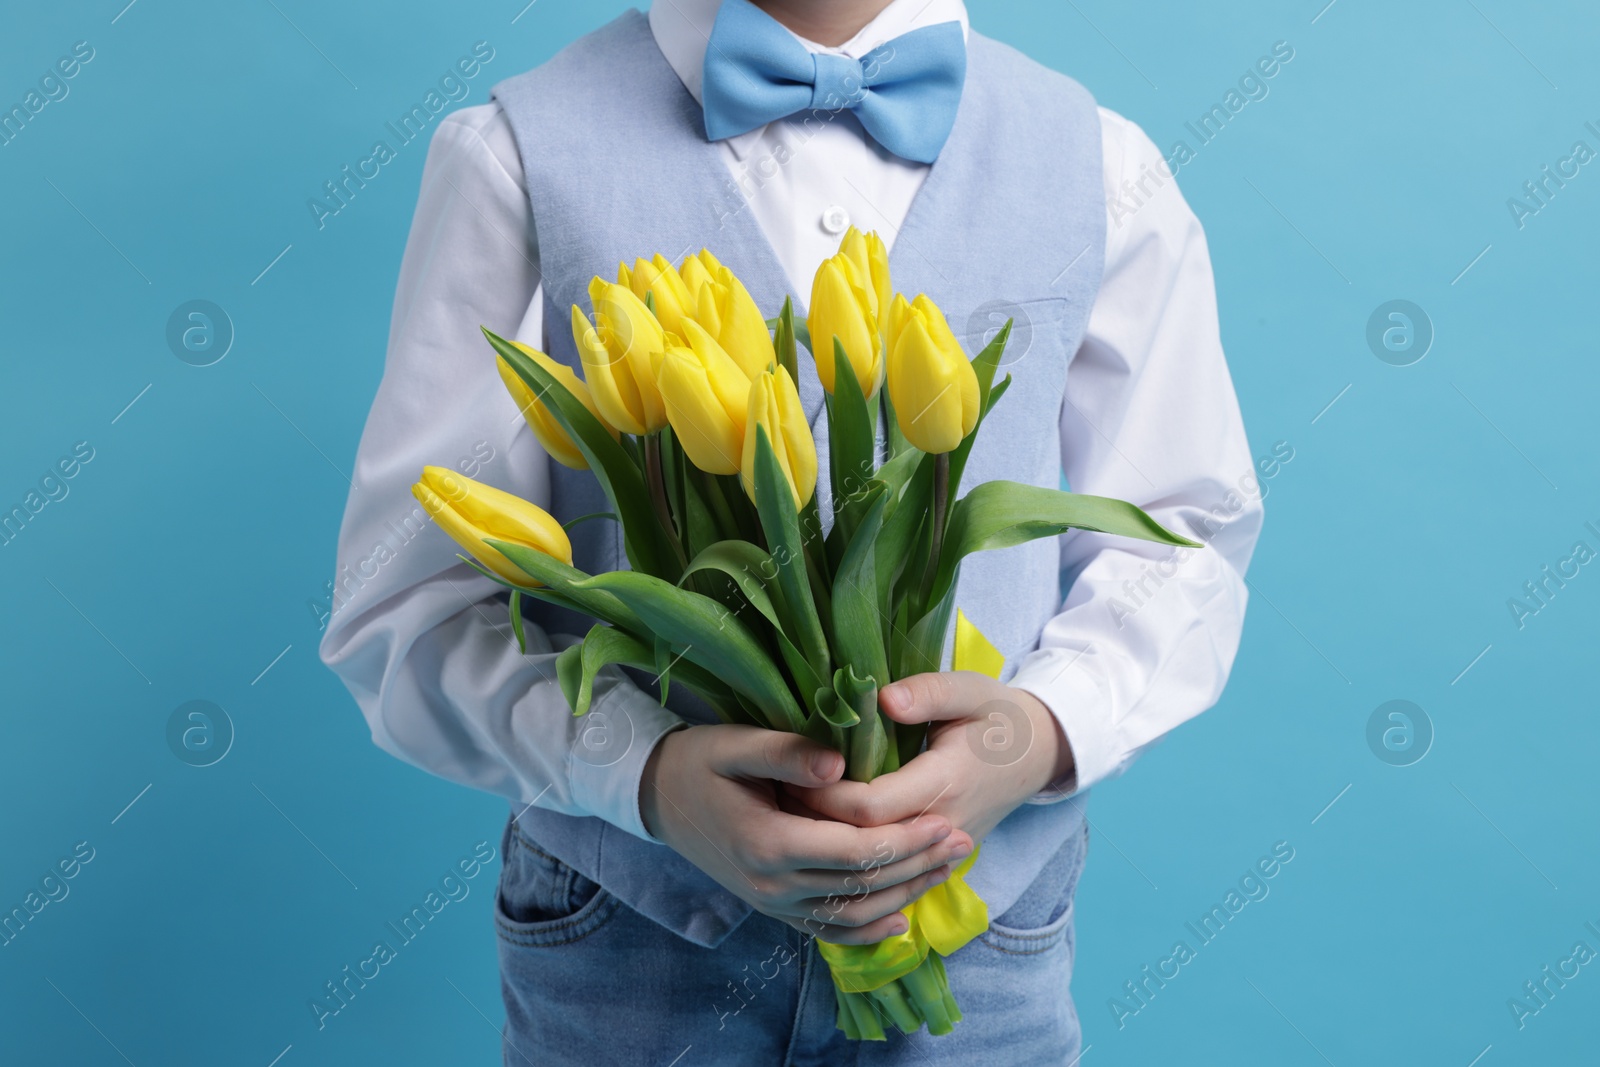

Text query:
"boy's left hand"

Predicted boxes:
[[790, 672, 1076, 843]]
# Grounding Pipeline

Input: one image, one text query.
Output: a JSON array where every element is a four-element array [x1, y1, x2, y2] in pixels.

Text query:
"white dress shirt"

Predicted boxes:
[[319, 0, 1262, 842]]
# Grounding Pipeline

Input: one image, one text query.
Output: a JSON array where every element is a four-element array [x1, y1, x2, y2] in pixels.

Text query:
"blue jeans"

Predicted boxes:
[[495, 818, 1089, 1066]]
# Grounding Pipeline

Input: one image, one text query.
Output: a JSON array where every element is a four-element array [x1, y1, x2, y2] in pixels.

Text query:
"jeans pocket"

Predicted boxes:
[[494, 821, 619, 948], [980, 821, 1089, 956]]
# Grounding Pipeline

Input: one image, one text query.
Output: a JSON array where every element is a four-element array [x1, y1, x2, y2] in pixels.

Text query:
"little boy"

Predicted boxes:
[[321, 1, 1261, 1062]]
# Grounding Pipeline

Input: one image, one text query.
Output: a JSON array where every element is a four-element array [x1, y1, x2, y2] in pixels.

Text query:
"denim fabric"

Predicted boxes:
[[496, 817, 1090, 1065]]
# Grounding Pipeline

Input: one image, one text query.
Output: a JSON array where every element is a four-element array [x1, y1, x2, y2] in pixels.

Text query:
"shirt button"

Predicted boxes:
[[820, 205, 850, 235]]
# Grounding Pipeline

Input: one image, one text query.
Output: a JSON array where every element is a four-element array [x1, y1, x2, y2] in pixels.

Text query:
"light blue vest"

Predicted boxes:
[[493, 9, 1104, 947]]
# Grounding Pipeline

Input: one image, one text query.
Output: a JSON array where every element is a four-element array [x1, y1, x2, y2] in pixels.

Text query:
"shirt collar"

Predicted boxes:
[[649, 0, 970, 158]]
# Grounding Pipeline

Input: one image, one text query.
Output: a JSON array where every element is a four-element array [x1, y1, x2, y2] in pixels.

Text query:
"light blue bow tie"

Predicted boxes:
[[701, 0, 967, 165]]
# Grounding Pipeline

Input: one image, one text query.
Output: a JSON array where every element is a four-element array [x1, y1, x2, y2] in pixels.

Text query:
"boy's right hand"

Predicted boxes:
[[640, 724, 973, 945]]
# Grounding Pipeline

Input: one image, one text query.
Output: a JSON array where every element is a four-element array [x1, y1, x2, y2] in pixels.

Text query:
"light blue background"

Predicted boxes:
[[2, 1, 1595, 1064]]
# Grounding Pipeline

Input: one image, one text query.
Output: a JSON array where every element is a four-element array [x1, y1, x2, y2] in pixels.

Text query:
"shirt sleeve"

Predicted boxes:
[[1007, 108, 1264, 800], [317, 104, 684, 842]]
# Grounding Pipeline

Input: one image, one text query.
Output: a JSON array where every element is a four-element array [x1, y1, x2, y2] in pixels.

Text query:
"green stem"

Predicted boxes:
[[928, 451, 950, 580], [834, 985, 858, 1040], [644, 433, 687, 570], [915, 451, 951, 619], [839, 670, 884, 783], [725, 473, 764, 545], [884, 388, 912, 459], [867, 980, 922, 1035], [799, 494, 830, 585], [842, 989, 885, 1040], [697, 467, 740, 542], [828, 955, 963, 1040], [895, 722, 926, 768], [900, 957, 955, 1035]]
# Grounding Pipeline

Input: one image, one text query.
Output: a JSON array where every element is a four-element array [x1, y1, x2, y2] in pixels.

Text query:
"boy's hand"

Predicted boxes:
[[640, 723, 975, 945], [791, 672, 1075, 843]]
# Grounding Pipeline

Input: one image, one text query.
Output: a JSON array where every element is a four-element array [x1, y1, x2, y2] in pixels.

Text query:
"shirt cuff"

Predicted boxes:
[[1008, 649, 1118, 804], [566, 680, 686, 843]]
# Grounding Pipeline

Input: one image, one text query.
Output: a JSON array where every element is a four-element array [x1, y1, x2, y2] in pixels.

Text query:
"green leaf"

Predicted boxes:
[[873, 446, 925, 499], [897, 579, 957, 679], [945, 320, 1010, 498], [555, 643, 583, 710], [570, 568, 806, 733], [480, 540, 646, 634], [568, 626, 656, 715], [658, 425, 687, 538], [696, 467, 742, 546], [827, 337, 877, 533], [973, 320, 1011, 404], [483, 328, 672, 579], [836, 666, 886, 782], [812, 685, 859, 729], [926, 482, 1202, 612], [508, 589, 527, 654], [666, 662, 747, 724], [752, 426, 832, 684], [718, 472, 763, 545], [798, 492, 829, 587], [514, 588, 748, 724], [675, 447, 721, 563], [887, 589, 914, 679], [458, 553, 650, 647], [677, 539, 825, 710], [801, 692, 841, 748], [986, 375, 1013, 415], [873, 454, 933, 609], [569, 624, 748, 723], [561, 511, 618, 532], [652, 636, 673, 705], [774, 297, 799, 382], [680, 540, 786, 629], [831, 482, 891, 688]]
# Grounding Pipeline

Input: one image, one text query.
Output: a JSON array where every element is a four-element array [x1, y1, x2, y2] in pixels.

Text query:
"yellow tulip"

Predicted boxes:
[[655, 320, 752, 475], [886, 294, 980, 454], [571, 279, 668, 435], [411, 466, 572, 585], [622, 254, 693, 335], [678, 249, 717, 294], [495, 343, 616, 471], [680, 250, 775, 379], [838, 226, 891, 332], [741, 365, 817, 509], [808, 252, 883, 399]]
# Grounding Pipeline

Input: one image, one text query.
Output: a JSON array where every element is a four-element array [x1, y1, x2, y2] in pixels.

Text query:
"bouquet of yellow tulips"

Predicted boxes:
[[412, 229, 1197, 1039]]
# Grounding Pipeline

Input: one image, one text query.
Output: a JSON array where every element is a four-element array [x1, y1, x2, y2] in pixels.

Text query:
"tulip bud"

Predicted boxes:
[[412, 466, 572, 585], [623, 254, 694, 335], [680, 250, 775, 380], [571, 280, 668, 435], [886, 294, 981, 454], [741, 365, 818, 509], [808, 253, 883, 399], [678, 250, 716, 294], [838, 226, 891, 332], [495, 343, 616, 470], [655, 320, 752, 475]]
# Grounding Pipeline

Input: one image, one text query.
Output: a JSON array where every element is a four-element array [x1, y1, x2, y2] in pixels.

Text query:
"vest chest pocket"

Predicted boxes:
[[495, 821, 619, 947], [956, 295, 1073, 488], [959, 295, 1071, 371]]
